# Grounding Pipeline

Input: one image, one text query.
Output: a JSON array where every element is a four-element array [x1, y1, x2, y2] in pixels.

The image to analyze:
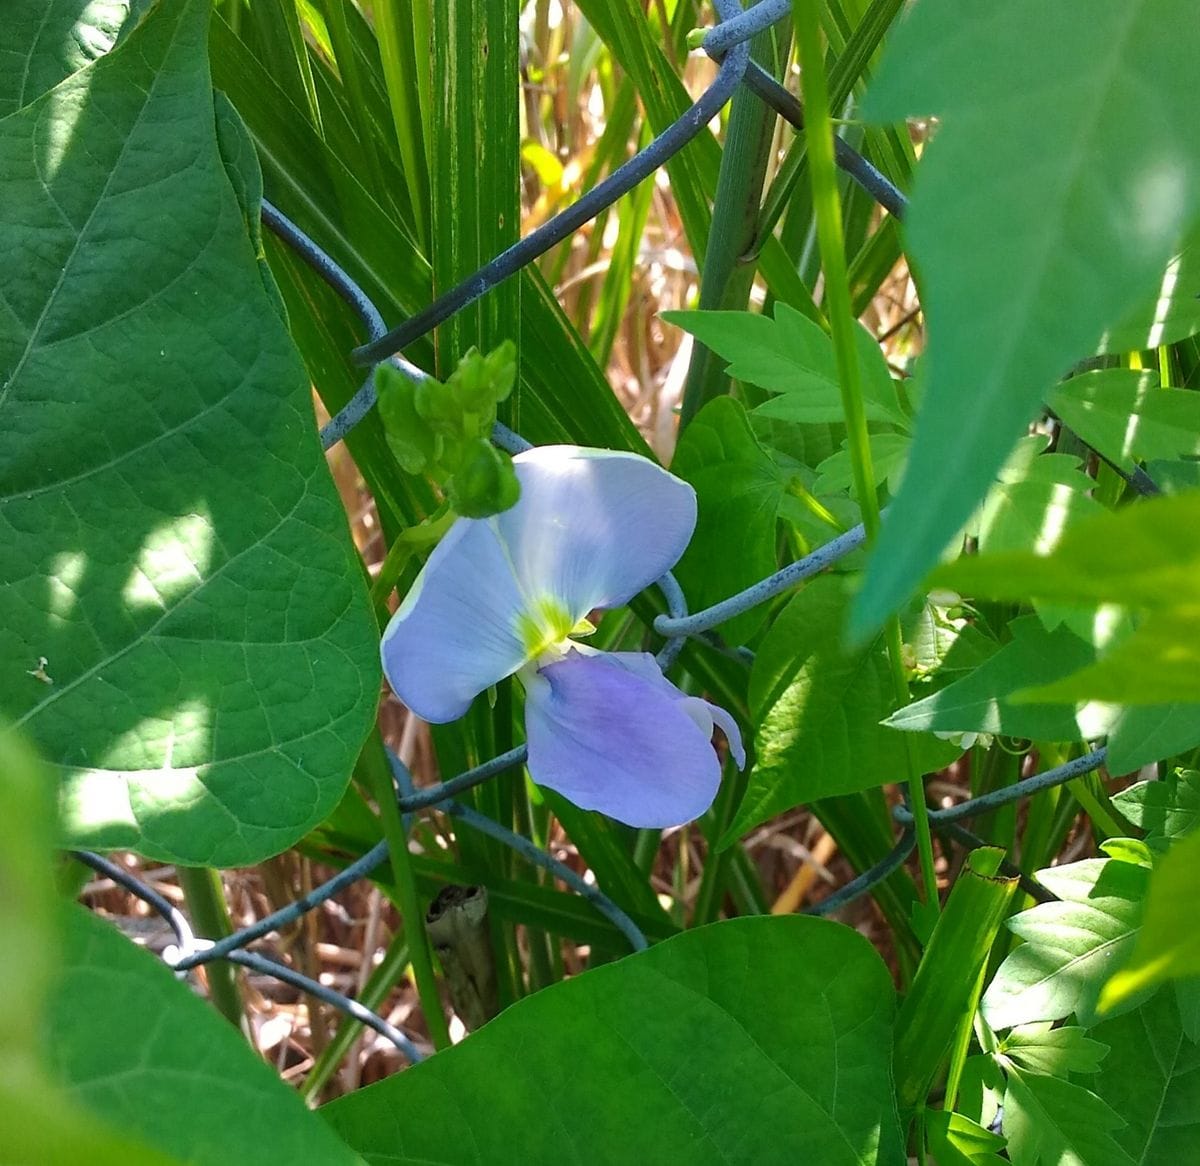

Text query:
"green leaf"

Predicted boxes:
[[0, 726, 56, 1072], [47, 907, 363, 1165], [999, 1025, 1109, 1077], [1023, 608, 1200, 706], [982, 856, 1150, 1031], [728, 575, 960, 842], [323, 917, 904, 1165], [957, 1053, 1007, 1141], [0, 0, 379, 864], [0, 0, 138, 116], [1002, 1067, 1134, 1166], [885, 616, 1100, 741], [855, 0, 1200, 636], [894, 847, 1018, 1113], [669, 398, 786, 643], [813, 432, 910, 498], [925, 1110, 1007, 1166], [1049, 369, 1200, 466], [969, 435, 1097, 556], [429, 0, 520, 392], [209, 14, 649, 462], [1112, 769, 1200, 843], [1089, 987, 1200, 1163], [1099, 224, 1200, 352], [1106, 706, 1200, 775], [936, 495, 1200, 711], [662, 305, 907, 426], [976, 479, 1101, 557], [1102, 829, 1200, 1008], [0, 726, 184, 1166], [887, 614, 1200, 772]]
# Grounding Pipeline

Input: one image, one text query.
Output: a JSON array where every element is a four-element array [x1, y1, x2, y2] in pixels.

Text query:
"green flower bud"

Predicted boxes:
[[449, 439, 521, 518], [376, 363, 439, 474]]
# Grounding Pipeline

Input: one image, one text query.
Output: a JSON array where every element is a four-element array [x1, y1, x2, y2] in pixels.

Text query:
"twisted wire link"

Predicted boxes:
[[891, 749, 1109, 827], [223, 949, 425, 1064], [81, 1, 1142, 1056], [390, 753, 649, 953]]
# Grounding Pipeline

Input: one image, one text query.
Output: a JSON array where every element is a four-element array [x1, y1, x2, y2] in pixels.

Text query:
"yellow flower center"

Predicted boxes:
[[517, 595, 595, 662]]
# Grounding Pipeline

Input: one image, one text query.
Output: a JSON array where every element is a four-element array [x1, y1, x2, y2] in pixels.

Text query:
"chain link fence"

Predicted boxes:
[[76, 0, 1112, 1070]]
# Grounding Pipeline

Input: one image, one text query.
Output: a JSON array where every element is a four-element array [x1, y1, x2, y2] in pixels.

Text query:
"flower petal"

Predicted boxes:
[[523, 649, 721, 828], [500, 446, 696, 619], [380, 519, 529, 722], [603, 651, 746, 769]]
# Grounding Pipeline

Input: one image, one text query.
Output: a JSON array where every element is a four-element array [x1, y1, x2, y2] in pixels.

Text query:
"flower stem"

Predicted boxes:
[[370, 505, 455, 611], [793, 1, 939, 914], [364, 728, 452, 1049]]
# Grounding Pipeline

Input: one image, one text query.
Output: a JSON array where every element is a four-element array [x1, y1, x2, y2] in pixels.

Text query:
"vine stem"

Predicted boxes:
[[793, 1, 939, 914], [365, 731, 452, 1050], [175, 866, 245, 1028]]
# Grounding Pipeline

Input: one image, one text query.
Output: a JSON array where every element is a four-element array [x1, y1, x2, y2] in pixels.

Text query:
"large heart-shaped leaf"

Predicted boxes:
[[322, 917, 904, 1165], [0, 0, 378, 864], [854, 0, 1200, 636], [0, 728, 185, 1166], [46, 907, 363, 1165], [0, 0, 137, 117]]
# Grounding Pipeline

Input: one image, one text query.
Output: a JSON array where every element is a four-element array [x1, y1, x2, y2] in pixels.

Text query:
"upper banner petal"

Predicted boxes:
[[498, 447, 696, 619], [524, 649, 721, 828], [381, 519, 529, 722]]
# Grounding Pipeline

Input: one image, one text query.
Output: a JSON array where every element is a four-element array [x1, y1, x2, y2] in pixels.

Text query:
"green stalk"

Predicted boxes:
[[941, 961, 988, 1111], [176, 866, 244, 1029], [363, 730, 451, 1049], [678, 17, 787, 426], [323, 0, 390, 198], [893, 848, 1017, 1117], [794, 0, 940, 913], [300, 927, 411, 1101], [373, 0, 431, 247]]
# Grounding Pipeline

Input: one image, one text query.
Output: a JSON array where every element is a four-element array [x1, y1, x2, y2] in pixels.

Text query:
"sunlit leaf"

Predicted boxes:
[[999, 1025, 1108, 1078], [886, 614, 1200, 771], [983, 857, 1150, 1031], [935, 496, 1200, 712], [662, 305, 907, 426], [1002, 1067, 1134, 1166], [925, 1110, 1007, 1166], [1048, 369, 1200, 466], [813, 432, 910, 498], [1023, 609, 1200, 705], [855, 0, 1200, 636], [1099, 223, 1200, 352], [1101, 830, 1200, 1008], [0, 0, 137, 117], [1112, 769, 1200, 843], [0, 0, 379, 865]]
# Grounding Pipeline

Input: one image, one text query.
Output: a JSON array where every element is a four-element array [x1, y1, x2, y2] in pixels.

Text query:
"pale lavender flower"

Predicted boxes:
[[380, 445, 744, 827]]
